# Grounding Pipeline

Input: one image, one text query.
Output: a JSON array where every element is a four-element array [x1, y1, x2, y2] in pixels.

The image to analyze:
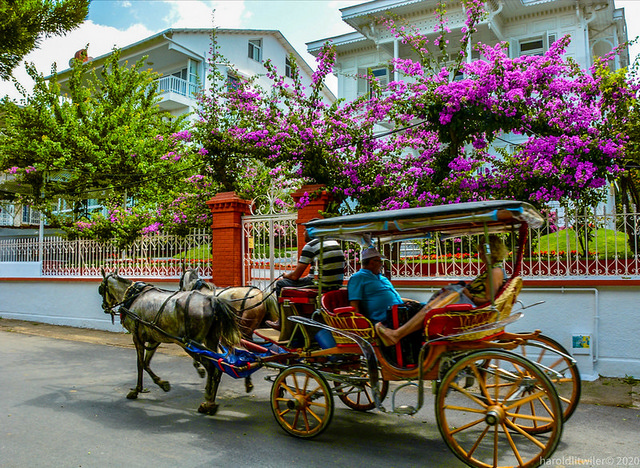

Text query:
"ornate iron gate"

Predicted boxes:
[[241, 211, 298, 289]]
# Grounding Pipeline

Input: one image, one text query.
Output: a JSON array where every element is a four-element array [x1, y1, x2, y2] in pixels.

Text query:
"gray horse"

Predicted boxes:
[[179, 269, 279, 339], [179, 269, 279, 392], [99, 269, 241, 415]]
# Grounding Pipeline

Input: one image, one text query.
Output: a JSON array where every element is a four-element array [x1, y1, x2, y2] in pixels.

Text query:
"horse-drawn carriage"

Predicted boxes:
[[100, 200, 580, 468]]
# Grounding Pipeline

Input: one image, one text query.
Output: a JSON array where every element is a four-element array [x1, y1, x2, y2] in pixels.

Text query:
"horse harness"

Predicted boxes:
[[101, 276, 197, 344]]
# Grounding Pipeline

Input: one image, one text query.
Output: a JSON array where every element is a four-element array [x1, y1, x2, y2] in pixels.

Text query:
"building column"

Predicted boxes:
[[206, 192, 252, 287]]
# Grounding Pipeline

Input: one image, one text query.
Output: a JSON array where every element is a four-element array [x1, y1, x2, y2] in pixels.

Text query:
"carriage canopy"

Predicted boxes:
[[305, 200, 544, 245]]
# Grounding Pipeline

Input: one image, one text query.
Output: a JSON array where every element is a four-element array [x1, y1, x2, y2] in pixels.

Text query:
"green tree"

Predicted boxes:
[[0, 48, 195, 244], [595, 56, 640, 251], [0, 0, 89, 80]]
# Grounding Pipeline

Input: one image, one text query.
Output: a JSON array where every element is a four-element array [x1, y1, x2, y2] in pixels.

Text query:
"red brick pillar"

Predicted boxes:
[[291, 184, 333, 257], [206, 192, 252, 287]]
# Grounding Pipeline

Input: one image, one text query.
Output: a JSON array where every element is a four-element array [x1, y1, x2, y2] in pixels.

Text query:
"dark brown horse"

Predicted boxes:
[[99, 269, 241, 415]]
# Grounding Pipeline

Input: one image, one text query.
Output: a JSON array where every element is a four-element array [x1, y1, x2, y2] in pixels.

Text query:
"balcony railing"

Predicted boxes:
[[155, 75, 198, 98]]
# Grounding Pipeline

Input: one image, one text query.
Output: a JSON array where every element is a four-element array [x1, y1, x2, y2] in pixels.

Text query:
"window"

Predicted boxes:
[[520, 38, 544, 56], [22, 206, 40, 225], [285, 57, 293, 78], [358, 66, 390, 97], [188, 60, 199, 95], [248, 39, 262, 62], [518, 34, 556, 57], [172, 68, 187, 80]]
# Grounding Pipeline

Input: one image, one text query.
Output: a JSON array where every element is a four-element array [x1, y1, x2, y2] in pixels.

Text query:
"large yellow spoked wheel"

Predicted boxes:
[[510, 334, 581, 431], [270, 365, 334, 438], [435, 350, 563, 468]]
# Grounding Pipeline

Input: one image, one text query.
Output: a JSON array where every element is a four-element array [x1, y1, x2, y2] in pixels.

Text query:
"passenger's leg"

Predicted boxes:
[[376, 291, 460, 345]]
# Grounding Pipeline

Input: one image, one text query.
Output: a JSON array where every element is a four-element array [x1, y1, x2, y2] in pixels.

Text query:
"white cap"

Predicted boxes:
[[361, 247, 386, 262]]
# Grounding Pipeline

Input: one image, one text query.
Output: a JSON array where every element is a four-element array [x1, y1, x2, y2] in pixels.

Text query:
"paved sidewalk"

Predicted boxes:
[[1, 317, 638, 409]]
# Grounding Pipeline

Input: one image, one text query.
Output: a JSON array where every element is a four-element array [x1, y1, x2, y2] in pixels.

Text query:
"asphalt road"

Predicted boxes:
[[1, 331, 639, 468]]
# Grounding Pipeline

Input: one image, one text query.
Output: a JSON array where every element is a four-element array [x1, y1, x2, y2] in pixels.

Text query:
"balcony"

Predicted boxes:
[[154, 75, 199, 111]]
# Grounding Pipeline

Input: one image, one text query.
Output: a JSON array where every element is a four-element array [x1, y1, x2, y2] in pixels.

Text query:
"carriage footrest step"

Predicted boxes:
[[394, 405, 417, 415], [253, 328, 289, 346]]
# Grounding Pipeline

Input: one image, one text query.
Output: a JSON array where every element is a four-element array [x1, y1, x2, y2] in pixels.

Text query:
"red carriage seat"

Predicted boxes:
[[321, 289, 375, 346], [279, 287, 318, 316], [423, 276, 523, 343]]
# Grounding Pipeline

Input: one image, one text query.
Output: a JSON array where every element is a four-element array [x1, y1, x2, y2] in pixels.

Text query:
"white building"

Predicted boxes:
[[55, 27, 335, 119], [308, 0, 628, 101]]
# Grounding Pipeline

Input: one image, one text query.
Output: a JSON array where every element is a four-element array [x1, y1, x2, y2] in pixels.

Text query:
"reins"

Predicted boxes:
[[102, 276, 224, 346], [190, 276, 281, 312]]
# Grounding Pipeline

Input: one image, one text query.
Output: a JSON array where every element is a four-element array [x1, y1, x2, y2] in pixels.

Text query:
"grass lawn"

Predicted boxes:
[[173, 244, 211, 260], [536, 228, 634, 257], [173, 244, 297, 260]]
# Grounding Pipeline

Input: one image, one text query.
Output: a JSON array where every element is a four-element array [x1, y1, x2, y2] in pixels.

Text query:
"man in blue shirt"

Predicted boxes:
[[347, 247, 403, 323]]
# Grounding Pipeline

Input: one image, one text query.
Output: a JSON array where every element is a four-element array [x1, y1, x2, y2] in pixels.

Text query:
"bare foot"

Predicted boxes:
[[375, 323, 398, 346]]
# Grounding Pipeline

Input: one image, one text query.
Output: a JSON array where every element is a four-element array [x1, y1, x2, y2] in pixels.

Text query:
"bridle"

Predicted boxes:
[[99, 273, 151, 324]]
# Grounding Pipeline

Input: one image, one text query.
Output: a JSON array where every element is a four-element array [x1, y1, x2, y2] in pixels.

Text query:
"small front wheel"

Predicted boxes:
[[334, 376, 389, 411], [270, 365, 334, 438], [436, 350, 563, 468]]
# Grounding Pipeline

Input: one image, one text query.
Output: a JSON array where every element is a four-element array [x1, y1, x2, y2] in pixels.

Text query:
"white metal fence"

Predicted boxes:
[[0, 229, 212, 278], [2, 207, 640, 280], [357, 206, 640, 280]]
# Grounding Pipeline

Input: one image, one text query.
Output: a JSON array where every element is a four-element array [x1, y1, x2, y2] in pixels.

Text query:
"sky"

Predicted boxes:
[[1, 0, 639, 100]]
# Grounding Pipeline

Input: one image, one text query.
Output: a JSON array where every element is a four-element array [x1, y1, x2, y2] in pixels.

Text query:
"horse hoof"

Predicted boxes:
[[126, 390, 138, 400], [198, 402, 219, 415], [159, 381, 171, 392], [245, 381, 254, 393]]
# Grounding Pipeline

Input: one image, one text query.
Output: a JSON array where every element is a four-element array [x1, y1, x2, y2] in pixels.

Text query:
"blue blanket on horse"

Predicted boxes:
[[184, 342, 285, 379]]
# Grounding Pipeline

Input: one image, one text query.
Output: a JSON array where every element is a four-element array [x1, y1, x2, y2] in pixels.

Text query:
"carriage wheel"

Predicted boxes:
[[270, 365, 334, 438], [435, 350, 562, 468], [333, 375, 389, 411], [511, 334, 581, 429]]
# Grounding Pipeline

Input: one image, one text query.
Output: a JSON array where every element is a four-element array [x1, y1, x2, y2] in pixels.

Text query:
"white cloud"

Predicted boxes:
[[0, 21, 155, 100], [164, 0, 249, 29]]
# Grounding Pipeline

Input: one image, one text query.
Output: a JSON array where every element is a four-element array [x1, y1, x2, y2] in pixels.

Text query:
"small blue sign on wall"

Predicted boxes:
[[572, 334, 591, 355]]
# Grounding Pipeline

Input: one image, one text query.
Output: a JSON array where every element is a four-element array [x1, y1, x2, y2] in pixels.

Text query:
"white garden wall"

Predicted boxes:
[[1, 279, 638, 380]]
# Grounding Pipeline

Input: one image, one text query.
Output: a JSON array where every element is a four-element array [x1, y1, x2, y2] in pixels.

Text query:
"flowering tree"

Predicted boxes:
[[191, 30, 369, 213], [193, 1, 626, 215]]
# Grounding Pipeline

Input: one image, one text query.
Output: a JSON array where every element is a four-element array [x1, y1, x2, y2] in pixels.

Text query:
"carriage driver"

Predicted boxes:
[[267, 227, 345, 330], [349, 236, 508, 347]]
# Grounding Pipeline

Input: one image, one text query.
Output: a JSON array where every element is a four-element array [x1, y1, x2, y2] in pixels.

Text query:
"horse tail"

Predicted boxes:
[[264, 293, 279, 321], [210, 296, 242, 348]]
